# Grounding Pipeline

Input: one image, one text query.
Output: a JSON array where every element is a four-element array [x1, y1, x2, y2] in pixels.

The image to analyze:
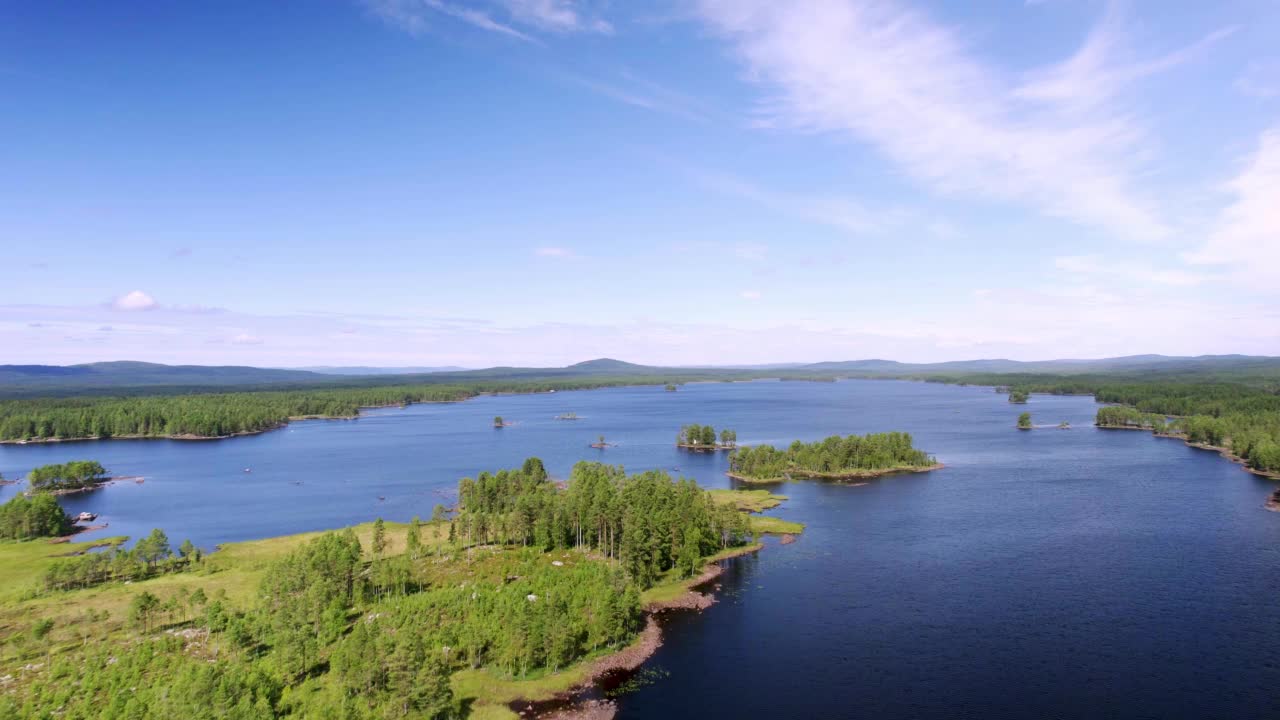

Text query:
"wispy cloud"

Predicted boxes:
[[364, 0, 537, 42], [1053, 254, 1204, 287], [1184, 125, 1280, 292], [501, 0, 612, 34], [232, 333, 264, 345], [534, 246, 579, 258], [694, 0, 1229, 242], [687, 167, 894, 234], [740, 289, 763, 300], [557, 70, 714, 122], [1235, 59, 1280, 99]]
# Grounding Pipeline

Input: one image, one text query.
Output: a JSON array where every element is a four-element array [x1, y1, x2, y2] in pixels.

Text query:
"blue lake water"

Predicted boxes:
[[2, 379, 1278, 718]]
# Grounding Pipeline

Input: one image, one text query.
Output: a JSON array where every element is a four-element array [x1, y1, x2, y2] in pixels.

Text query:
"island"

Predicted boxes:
[[493, 415, 512, 428], [1008, 389, 1030, 404], [664, 383, 678, 392], [554, 412, 580, 421], [0, 458, 801, 720], [26, 460, 111, 494], [1017, 412, 1032, 430], [675, 424, 737, 451], [728, 431, 941, 483]]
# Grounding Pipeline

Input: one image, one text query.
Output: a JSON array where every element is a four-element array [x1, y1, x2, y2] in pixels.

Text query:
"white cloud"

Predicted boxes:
[[231, 333, 264, 345], [694, 0, 1227, 242], [1183, 125, 1280, 292], [740, 289, 763, 300], [111, 290, 159, 311]]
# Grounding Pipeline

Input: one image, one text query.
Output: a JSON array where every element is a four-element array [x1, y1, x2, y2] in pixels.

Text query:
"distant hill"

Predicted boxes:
[[2, 354, 1278, 399], [0, 361, 331, 395], [296, 366, 471, 375]]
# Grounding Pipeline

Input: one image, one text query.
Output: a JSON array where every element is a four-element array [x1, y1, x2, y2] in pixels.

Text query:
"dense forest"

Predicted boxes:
[[0, 376, 750, 442], [729, 432, 936, 482], [0, 493, 72, 540], [0, 386, 475, 441], [456, 458, 751, 587], [1, 459, 760, 719]]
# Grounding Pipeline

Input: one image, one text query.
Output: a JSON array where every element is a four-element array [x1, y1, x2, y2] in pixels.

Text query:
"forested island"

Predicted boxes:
[[25, 460, 110, 493], [1008, 389, 1030, 403], [675, 424, 736, 451], [0, 458, 800, 720], [1017, 412, 1032, 430], [728, 432, 939, 483]]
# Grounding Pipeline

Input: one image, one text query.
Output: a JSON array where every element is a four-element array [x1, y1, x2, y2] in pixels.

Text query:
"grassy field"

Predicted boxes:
[[707, 488, 787, 512]]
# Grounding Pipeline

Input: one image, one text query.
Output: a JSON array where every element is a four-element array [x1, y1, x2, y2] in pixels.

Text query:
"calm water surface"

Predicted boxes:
[[2, 380, 1277, 719]]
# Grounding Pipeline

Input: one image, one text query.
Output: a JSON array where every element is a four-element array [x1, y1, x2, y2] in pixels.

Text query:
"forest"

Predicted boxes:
[[0, 376, 749, 442], [0, 459, 763, 719], [0, 493, 72, 540], [729, 432, 936, 482]]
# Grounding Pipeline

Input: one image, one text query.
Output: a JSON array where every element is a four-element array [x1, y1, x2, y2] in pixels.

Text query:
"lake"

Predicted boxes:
[[3, 379, 1278, 719]]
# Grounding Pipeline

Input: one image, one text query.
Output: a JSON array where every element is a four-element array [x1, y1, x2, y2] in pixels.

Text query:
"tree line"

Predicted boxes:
[[43, 528, 201, 591], [729, 432, 935, 481]]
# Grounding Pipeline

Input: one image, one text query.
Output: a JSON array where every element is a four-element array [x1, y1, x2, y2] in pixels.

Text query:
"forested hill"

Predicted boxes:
[[4, 355, 1279, 400], [0, 362, 333, 396]]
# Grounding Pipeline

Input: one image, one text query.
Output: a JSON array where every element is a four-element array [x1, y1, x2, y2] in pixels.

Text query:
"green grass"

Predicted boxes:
[[707, 488, 787, 512], [749, 515, 805, 535], [0, 535, 128, 603]]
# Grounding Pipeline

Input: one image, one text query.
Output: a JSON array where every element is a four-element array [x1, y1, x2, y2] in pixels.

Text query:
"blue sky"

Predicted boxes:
[[2, 0, 1278, 367]]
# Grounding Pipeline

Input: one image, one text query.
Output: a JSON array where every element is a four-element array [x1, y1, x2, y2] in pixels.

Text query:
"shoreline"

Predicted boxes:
[[728, 462, 945, 484], [511, 543, 765, 719], [674, 443, 734, 452], [1097, 424, 1280, 481]]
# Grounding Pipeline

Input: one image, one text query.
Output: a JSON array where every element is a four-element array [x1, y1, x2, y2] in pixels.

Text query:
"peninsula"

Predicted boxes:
[[0, 458, 801, 720]]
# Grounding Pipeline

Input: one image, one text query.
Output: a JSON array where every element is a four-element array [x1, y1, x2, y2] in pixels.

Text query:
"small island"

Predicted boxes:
[[590, 434, 614, 449], [1008, 388, 1030, 404], [1017, 412, 1032, 430], [27, 461, 112, 495], [1058, 421, 1071, 430], [554, 412, 580, 421], [664, 383, 678, 392], [493, 415, 512, 428], [728, 431, 941, 483], [675, 424, 737, 451]]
